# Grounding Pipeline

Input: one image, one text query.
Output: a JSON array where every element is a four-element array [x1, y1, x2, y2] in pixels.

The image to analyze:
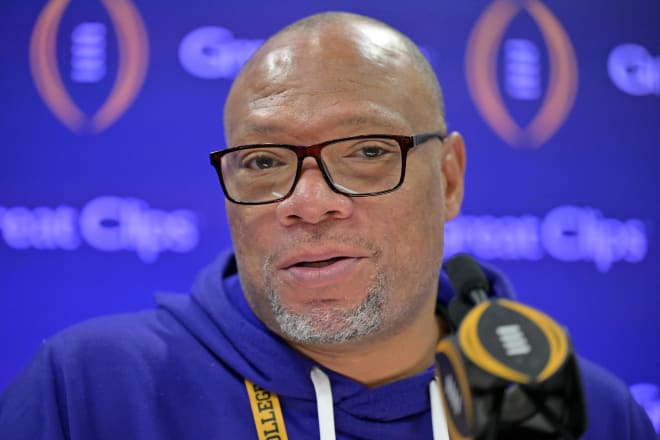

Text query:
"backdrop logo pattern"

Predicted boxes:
[[178, 26, 263, 80], [0, 196, 199, 263], [608, 44, 660, 96], [444, 206, 647, 273], [465, 0, 578, 147], [29, 0, 149, 134]]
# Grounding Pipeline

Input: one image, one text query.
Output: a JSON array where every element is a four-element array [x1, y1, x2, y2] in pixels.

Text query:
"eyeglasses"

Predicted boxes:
[[209, 131, 445, 205]]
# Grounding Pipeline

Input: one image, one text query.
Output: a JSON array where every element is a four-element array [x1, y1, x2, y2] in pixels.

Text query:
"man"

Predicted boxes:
[[0, 11, 655, 439]]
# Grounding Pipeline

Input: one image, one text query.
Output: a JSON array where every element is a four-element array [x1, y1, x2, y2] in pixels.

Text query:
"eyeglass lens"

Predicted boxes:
[[220, 137, 404, 203]]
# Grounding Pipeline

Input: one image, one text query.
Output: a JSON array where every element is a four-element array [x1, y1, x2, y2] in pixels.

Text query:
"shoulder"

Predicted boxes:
[[48, 309, 172, 363], [579, 357, 657, 439], [20, 305, 198, 390], [0, 309, 179, 438]]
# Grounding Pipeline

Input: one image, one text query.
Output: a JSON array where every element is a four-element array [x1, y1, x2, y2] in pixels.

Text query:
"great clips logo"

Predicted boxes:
[[465, 0, 578, 148], [29, 0, 149, 133], [0, 196, 199, 263]]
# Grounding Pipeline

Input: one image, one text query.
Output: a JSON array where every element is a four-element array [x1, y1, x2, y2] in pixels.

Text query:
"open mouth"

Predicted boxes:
[[292, 257, 348, 268], [279, 253, 364, 286]]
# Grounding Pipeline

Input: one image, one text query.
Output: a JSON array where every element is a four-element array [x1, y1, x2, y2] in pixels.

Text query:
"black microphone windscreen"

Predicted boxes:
[[445, 253, 490, 298]]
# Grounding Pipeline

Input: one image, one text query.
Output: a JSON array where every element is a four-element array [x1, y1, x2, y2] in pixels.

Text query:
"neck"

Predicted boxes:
[[290, 298, 447, 387]]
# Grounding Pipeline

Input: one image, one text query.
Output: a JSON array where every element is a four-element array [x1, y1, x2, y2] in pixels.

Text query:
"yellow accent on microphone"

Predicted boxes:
[[458, 299, 569, 384], [435, 338, 475, 440], [501, 299, 569, 382]]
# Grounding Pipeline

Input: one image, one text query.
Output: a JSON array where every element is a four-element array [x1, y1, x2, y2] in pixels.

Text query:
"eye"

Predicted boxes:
[[248, 155, 277, 169], [342, 140, 399, 160], [359, 146, 387, 158], [237, 150, 285, 170]]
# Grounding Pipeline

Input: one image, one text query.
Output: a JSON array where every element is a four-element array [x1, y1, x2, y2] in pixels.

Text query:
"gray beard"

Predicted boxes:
[[267, 271, 387, 345]]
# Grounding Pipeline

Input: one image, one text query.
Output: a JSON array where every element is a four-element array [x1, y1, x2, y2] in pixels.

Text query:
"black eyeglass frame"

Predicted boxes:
[[209, 131, 446, 205]]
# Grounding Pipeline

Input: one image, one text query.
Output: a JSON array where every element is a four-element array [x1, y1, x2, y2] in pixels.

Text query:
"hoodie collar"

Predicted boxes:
[[157, 250, 514, 422]]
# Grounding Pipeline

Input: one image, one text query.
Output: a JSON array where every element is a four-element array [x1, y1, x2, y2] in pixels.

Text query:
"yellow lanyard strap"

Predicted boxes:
[[244, 378, 289, 440]]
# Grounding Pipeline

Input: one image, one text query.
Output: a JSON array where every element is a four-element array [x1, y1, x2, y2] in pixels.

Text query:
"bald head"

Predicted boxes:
[[223, 12, 446, 143]]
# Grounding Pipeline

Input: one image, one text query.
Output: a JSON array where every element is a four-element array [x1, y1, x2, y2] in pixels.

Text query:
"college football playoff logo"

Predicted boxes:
[[30, 0, 149, 134], [465, 0, 578, 147]]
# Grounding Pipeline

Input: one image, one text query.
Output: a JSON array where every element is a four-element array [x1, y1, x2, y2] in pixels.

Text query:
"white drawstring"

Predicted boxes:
[[310, 366, 336, 440], [309, 367, 449, 440], [429, 378, 451, 440]]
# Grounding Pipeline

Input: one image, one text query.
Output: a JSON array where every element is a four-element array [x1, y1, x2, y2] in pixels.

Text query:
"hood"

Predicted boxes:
[[156, 250, 515, 426]]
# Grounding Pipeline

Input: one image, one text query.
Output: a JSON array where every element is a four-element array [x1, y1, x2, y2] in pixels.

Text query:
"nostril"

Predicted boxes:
[[275, 177, 354, 226]]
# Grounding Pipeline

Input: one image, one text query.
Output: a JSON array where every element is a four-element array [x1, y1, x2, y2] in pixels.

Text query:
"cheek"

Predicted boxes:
[[226, 205, 279, 320], [388, 172, 446, 268], [226, 205, 272, 278], [226, 205, 248, 253], [407, 204, 444, 256]]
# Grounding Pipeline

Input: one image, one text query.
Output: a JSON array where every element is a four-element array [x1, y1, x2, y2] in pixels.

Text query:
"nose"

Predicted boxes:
[[275, 157, 354, 226]]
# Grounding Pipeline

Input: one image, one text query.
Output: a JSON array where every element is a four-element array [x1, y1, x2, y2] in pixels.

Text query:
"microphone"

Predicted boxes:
[[435, 254, 587, 440], [445, 253, 489, 329]]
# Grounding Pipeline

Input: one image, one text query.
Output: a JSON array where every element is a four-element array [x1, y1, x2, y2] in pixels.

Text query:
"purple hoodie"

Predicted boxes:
[[0, 251, 656, 439]]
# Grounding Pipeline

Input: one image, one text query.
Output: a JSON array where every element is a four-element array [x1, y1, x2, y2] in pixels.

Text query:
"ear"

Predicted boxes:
[[441, 132, 466, 220]]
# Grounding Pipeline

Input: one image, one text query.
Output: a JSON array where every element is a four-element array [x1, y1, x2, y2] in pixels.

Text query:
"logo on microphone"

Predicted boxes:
[[465, 0, 578, 147], [435, 339, 474, 439], [29, 0, 149, 134], [443, 375, 463, 416], [459, 300, 569, 384], [496, 324, 532, 356]]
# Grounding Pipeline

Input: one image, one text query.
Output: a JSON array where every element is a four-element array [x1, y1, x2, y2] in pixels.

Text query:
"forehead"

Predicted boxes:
[[224, 23, 434, 144], [239, 112, 407, 139]]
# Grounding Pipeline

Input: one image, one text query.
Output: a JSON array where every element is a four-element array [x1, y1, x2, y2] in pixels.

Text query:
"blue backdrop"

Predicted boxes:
[[1, 0, 659, 430]]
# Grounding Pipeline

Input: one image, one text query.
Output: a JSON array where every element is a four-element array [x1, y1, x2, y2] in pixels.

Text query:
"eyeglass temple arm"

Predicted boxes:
[[412, 131, 446, 146]]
